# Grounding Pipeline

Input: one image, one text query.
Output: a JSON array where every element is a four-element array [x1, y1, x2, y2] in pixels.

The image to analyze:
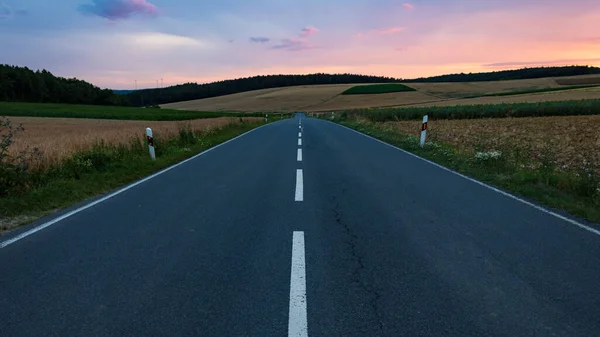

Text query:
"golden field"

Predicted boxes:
[[161, 75, 600, 113], [384, 115, 600, 170], [9, 117, 259, 169]]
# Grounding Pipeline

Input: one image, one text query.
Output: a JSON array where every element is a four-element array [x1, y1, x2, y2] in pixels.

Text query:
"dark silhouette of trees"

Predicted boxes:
[[403, 66, 600, 83], [0, 64, 129, 106]]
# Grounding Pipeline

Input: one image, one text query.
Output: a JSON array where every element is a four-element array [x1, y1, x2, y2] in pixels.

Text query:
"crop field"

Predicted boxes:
[[8, 116, 260, 169], [555, 75, 600, 86], [384, 115, 600, 171], [0, 102, 262, 120], [342, 84, 416, 95], [160, 75, 600, 112], [336, 99, 600, 122]]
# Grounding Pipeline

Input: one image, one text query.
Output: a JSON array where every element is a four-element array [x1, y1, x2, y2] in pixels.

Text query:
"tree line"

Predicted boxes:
[[126, 73, 401, 106], [0, 64, 129, 106], [403, 66, 600, 83]]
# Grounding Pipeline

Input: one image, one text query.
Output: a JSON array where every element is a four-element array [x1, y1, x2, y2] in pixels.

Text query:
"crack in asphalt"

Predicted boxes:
[[331, 192, 385, 333]]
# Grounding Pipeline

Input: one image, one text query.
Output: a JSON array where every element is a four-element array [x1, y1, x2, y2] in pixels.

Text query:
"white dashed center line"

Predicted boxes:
[[288, 231, 308, 337], [295, 169, 303, 201], [297, 149, 302, 162]]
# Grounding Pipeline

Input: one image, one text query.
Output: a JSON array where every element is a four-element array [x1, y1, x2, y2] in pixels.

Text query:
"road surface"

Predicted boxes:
[[1, 114, 600, 336]]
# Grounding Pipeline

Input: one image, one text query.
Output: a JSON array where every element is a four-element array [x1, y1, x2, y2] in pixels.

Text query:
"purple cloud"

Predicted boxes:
[[250, 37, 271, 43], [299, 26, 319, 38], [78, 0, 158, 20], [271, 38, 314, 52]]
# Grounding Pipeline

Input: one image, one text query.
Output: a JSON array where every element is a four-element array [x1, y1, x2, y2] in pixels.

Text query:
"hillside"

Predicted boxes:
[[134, 66, 600, 107], [161, 75, 600, 112], [126, 73, 400, 106]]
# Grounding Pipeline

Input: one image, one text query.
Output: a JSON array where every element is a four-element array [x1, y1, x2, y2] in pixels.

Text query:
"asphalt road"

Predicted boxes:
[[1, 113, 600, 336]]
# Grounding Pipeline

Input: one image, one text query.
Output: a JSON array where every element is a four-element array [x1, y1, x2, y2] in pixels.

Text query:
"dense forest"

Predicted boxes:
[[0, 64, 128, 105], [126, 73, 400, 106], [403, 65, 600, 83]]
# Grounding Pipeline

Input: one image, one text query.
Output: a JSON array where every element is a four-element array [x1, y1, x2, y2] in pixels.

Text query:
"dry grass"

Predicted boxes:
[[9, 116, 259, 169], [160, 75, 600, 113], [385, 115, 600, 170]]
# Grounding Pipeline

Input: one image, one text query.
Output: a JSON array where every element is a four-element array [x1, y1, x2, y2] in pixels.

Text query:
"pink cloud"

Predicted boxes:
[[403, 3, 414, 10], [357, 27, 404, 38], [78, 0, 158, 20], [300, 26, 320, 38]]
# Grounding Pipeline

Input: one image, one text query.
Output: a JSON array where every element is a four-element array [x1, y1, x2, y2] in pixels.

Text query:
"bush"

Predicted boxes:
[[342, 84, 416, 95], [0, 117, 42, 196]]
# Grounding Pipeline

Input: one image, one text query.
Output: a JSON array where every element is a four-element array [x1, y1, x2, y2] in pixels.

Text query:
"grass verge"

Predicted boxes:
[[0, 119, 268, 234], [342, 84, 416, 95], [334, 117, 600, 224], [0, 101, 267, 121]]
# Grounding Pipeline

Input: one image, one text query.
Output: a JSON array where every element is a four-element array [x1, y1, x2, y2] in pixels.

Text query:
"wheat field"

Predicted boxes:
[[385, 115, 600, 170], [8, 117, 259, 169]]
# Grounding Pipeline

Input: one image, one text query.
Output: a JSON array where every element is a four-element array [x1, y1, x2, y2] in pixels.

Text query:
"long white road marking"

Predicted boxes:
[[295, 169, 304, 201], [298, 138, 302, 146], [299, 125, 302, 129], [298, 132, 302, 138], [289, 231, 308, 337], [334, 122, 600, 237], [0, 123, 274, 249], [297, 149, 303, 162]]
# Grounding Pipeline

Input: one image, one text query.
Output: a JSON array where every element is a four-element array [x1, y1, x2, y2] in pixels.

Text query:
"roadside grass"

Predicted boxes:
[[336, 99, 600, 121], [0, 101, 266, 120], [466, 85, 600, 98], [331, 117, 600, 224], [342, 84, 416, 95], [0, 119, 269, 233]]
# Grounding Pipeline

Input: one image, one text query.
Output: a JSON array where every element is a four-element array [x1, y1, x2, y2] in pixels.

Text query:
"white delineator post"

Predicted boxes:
[[265, 113, 268, 122], [146, 127, 156, 160], [331, 111, 335, 120], [420, 115, 428, 148]]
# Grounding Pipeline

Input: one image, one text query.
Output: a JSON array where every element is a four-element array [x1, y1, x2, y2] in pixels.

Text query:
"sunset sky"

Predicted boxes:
[[1, 0, 600, 89]]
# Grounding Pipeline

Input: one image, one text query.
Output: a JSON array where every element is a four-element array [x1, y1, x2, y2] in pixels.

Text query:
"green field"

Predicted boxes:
[[336, 99, 600, 122], [341, 84, 417, 95], [0, 102, 264, 121]]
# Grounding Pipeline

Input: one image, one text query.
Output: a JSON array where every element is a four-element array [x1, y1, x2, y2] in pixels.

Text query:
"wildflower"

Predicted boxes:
[[474, 150, 502, 161]]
